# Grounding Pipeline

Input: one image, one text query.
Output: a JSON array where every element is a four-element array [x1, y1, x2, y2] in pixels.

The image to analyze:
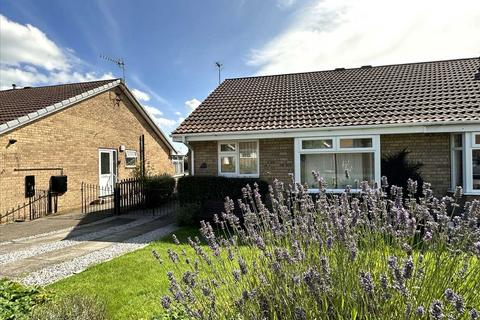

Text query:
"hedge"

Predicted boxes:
[[143, 174, 176, 208], [177, 176, 269, 205]]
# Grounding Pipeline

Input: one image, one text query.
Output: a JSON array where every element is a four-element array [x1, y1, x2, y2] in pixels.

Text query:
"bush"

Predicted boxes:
[[0, 279, 47, 320], [144, 174, 176, 208], [177, 176, 269, 205], [176, 203, 201, 226], [159, 176, 480, 319], [29, 294, 106, 320], [382, 149, 424, 198]]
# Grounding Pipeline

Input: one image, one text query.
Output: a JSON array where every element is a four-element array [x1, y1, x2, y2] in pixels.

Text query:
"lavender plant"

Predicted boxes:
[[157, 174, 480, 319]]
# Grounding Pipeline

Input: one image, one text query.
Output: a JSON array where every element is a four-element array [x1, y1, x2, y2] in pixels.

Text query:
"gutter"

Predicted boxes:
[[172, 120, 480, 141]]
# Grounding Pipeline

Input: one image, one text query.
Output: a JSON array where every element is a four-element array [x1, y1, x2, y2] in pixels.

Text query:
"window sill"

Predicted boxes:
[[307, 188, 362, 194], [125, 166, 136, 169], [219, 174, 260, 178]]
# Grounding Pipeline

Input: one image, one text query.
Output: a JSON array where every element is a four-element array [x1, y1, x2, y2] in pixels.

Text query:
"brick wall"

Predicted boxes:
[[0, 89, 174, 215], [259, 138, 295, 183], [189, 135, 453, 196], [189, 138, 295, 183], [380, 133, 451, 196], [190, 141, 217, 176]]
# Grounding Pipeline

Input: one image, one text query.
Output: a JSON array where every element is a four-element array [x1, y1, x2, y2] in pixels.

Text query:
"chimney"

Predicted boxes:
[[12, 84, 16, 89]]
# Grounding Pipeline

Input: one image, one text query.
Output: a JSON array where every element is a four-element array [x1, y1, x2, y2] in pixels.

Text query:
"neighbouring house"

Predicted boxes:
[[0, 79, 177, 217], [173, 57, 480, 198]]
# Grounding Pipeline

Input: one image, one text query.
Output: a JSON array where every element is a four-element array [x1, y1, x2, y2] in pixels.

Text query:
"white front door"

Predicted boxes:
[[99, 149, 117, 196]]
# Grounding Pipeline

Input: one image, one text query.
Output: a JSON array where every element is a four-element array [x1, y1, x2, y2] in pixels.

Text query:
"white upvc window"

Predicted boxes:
[[451, 132, 480, 194], [172, 155, 185, 176], [125, 150, 137, 168], [295, 135, 381, 192], [218, 140, 259, 177]]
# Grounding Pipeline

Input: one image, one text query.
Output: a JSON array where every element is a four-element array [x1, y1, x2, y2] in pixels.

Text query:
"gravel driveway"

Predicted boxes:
[[0, 212, 177, 286]]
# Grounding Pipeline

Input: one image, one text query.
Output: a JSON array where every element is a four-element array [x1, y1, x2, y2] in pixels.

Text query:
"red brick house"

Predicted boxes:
[[0, 79, 177, 217], [173, 58, 480, 197]]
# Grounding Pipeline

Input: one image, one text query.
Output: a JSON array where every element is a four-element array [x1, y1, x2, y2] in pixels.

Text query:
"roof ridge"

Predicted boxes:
[[0, 78, 121, 92], [225, 56, 480, 81]]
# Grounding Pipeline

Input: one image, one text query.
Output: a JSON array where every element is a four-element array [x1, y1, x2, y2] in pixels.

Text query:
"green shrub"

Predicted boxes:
[[0, 278, 47, 320], [176, 176, 269, 204], [176, 203, 201, 226], [29, 294, 106, 320], [381, 149, 424, 197], [144, 174, 176, 208]]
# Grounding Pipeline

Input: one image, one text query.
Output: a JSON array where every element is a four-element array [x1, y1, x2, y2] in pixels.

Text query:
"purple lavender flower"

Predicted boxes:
[[172, 234, 180, 245], [294, 307, 307, 320], [430, 300, 444, 320], [381, 176, 389, 188], [416, 306, 425, 316], [474, 241, 480, 257], [423, 231, 433, 242], [359, 271, 375, 295], [161, 296, 171, 309], [402, 257, 414, 280], [232, 269, 241, 282], [470, 309, 479, 319], [444, 288, 455, 302], [238, 257, 248, 275]]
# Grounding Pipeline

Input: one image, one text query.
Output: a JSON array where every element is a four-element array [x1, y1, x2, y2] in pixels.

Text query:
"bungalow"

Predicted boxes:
[[173, 57, 480, 198], [0, 79, 177, 217]]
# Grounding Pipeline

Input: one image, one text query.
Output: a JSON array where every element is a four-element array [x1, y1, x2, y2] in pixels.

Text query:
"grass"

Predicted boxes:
[[48, 226, 200, 320]]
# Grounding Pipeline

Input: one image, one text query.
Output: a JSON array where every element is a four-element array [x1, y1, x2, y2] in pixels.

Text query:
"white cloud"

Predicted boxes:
[[0, 14, 114, 89], [0, 14, 69, 71], [248, 0, 480, 75], [143, 104, 179, 129], [143, 105, 163, 117], [131, 88, 150, 102], [277, 0, 297, 9], [175, 111, 182, 116], [185, 98, 201, 111], [155, 117, 177, 127]]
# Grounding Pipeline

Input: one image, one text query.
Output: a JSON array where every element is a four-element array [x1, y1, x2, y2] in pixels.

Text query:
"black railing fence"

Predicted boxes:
[[81, 183, 115, 215], [81, 178, 178, 216], [114, 178, 145, 215], [0, 190, 49, 224]]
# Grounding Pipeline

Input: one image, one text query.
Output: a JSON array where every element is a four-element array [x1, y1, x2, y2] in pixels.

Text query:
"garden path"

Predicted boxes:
[[0, 210, 177, 286]]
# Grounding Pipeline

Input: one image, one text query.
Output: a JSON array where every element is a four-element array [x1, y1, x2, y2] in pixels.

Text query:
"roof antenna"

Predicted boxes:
[[100, 54, 126, 84], [215, 62, 223, 85], [475, 56, 480, 80]]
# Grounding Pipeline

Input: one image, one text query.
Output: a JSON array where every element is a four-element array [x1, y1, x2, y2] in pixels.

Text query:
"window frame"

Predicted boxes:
[[467, 132, 480, 194], [125, 150, 138, 168], [295, 135, 381, 193], [217, 140, 259, 177], [172, 155, 185, 177], [450, 133, 465, 190], [451, 132, 480, 195]]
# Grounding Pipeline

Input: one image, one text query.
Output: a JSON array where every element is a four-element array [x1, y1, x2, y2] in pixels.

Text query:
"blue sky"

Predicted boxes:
[[1, 0, 479, 153]]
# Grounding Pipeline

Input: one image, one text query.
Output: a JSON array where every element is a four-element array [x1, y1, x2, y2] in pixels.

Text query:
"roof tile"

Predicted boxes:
[[174, 58, 480, 134], [0, 79, 118, 125]]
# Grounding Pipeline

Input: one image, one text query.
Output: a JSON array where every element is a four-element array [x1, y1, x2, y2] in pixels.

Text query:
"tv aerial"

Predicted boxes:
[[215, 61, 223, 85], [100, 54, 126, 83]]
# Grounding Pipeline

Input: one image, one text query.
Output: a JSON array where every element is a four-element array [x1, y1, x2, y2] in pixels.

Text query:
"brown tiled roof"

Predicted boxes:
[[174, 58, 480, 135], [0, 79, 117, 125]]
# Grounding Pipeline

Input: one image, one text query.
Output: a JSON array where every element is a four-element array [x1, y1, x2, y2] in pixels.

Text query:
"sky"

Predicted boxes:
[[1, 0, 479, 153]]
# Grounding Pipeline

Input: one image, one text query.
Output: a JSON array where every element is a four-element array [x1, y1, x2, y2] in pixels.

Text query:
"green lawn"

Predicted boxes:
[[48, 227, 199, 320]]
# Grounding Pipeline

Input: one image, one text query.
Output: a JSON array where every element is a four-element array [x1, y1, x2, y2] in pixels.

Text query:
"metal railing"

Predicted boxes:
[[81, 178, 178, 217], [81, 182, 115, 215], [114, 178, 145, 215], [0, 190, 49, 224]]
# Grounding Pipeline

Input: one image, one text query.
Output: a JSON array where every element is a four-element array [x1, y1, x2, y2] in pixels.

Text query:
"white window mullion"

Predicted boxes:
[[465, 133, 473, 193], [373, 135, 381, 187]]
